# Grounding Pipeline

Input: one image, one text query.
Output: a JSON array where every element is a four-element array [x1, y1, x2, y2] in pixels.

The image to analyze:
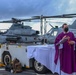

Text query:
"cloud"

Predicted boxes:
[[0, 0, 52, 19], [65, 0, 76, 13], [56, 0, 76, 14], [0, 0, 75, 20]]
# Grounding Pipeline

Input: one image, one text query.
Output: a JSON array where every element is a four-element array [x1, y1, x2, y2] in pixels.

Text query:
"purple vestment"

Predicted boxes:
[[54, 32, 76, 74]]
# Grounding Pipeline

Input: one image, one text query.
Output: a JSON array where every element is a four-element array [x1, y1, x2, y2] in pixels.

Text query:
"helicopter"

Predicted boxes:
[[0, 14, 76, 44], [35, 14, 76, 44], [0, 18, 42, 44], [40, 20, 76, 44]]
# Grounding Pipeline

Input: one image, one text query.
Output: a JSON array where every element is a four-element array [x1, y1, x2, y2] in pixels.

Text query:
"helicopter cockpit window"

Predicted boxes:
[[15, 24, 23, 27], [51, 31, 57, 36], [10, 24, 24, 29], [24, 26, 32, 29]]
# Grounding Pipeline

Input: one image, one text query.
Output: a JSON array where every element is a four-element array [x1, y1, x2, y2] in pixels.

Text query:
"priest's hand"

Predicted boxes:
[[61, 36, 68, 43], [62, 35, 67, 40], [68, 41, 75, 45]]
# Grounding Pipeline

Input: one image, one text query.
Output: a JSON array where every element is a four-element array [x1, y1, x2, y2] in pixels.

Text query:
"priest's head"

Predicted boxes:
[[62, 23, 69, 32]]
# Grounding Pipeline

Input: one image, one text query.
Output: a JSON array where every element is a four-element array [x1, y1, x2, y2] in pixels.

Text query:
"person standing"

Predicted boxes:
[[54, 23, 76, 74]]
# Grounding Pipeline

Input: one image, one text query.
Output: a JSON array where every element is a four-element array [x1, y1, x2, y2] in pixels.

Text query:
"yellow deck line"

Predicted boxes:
[[26, 66, 30, 68]]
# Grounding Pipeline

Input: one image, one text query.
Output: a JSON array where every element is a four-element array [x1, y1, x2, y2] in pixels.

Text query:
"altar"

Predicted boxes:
[[27, 44, 76, 75]]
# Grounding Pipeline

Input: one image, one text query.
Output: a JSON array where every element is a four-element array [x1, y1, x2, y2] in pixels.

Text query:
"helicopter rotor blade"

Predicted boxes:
[[0, 13, 76, 23], [33, 13, 76, 19], [0, 20, 12, 23]]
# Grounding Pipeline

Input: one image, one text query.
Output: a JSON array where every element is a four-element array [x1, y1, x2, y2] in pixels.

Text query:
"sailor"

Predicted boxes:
[[54, 23, 76, 74]]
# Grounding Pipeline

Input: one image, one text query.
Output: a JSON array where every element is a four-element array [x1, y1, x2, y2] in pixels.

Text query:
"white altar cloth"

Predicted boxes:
[[27, 44, 76, 75]]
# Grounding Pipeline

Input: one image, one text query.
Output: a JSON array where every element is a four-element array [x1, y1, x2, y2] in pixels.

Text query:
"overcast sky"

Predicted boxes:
[[0, 0, 76, 32], [0, 0, 76, 19]]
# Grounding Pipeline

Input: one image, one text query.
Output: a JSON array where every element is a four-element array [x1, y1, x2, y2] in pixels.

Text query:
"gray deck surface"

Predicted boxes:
[[0, 68, 58, 75]]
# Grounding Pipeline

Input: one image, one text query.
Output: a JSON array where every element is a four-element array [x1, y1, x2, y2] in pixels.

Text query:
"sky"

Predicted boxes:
[[0, 0, 76, 19], [0, 0, 76, 32]]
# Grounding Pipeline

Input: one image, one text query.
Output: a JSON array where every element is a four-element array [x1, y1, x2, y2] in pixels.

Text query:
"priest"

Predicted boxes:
[[54, 23, 76, 74]]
